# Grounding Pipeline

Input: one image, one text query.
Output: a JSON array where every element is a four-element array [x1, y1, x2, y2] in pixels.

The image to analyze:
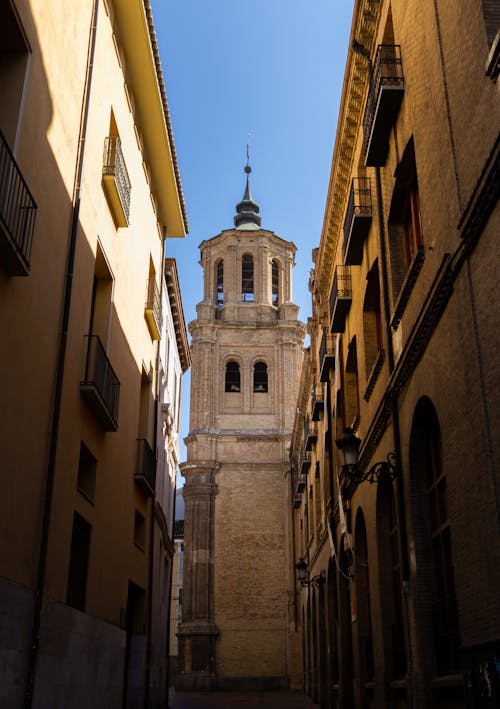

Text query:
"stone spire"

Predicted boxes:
[[234, 136, 261, 230]]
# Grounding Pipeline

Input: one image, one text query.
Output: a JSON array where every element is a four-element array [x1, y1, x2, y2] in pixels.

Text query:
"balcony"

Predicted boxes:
[[145, 275, 162, 340], [300, 450, 311, 475], [296, 472, 307, 493], [311, 382, 325, 421], [330, 266, 352, 333], [134, 438, 156, 496], [0, 130, 37, 275], [304, 418, 318, 451], [102, 136, 131, 227], [319, 332, 336, 383], [343, 178, 372, 265], [80, 335, 120, 431], [363, 45, 405, 166]]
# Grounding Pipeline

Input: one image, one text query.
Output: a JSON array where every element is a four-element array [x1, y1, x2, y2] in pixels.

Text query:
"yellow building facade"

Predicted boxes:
[[0, 1, 187, 706], [290, 1, 499, 708]]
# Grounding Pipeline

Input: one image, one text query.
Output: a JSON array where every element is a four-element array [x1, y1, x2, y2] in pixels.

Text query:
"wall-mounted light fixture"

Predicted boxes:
[[295, 557, 325, 587], [336, 428, 396, 485]]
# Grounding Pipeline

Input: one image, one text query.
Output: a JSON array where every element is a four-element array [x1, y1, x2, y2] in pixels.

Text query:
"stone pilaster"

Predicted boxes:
[[176, 462, 218, 690]]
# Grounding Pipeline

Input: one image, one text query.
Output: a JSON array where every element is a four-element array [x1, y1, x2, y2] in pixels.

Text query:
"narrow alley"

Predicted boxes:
[[169, 689, 318, 709]]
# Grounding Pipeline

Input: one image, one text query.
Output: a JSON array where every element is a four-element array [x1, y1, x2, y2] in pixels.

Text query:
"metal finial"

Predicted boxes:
[[245, 132, 251, 174]]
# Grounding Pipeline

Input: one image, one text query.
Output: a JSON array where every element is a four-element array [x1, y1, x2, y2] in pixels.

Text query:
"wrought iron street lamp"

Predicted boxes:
[[295, 557, 325, 587], [336, 428, 396, 485]]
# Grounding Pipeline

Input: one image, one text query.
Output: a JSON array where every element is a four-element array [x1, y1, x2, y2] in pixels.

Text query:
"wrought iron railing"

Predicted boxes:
[[103, 136, 131, 222], [312, 382, 324, 410], [363, 45, 404, 153], [136, 438, 157, 494], [344, 178, 372, 246], [82, 335, 120, 428], [0, 129, 37, 274], [330, 266, 352, 312], [319, 332, 336, 365], [146, 275, 162, 329]]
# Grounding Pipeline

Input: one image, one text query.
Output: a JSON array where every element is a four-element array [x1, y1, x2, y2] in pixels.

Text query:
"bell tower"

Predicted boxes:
[[177, 156, 305, 691]]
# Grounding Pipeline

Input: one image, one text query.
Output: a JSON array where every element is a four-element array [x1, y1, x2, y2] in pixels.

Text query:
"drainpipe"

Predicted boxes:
[[164, 470, 177, 708], [23, 2, 99, 707], [290, 446, 299, 632], [144, 234, 167, 707]]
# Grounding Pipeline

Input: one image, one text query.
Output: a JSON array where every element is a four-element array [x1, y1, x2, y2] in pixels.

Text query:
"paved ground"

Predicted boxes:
[[169, 689, 318, 709]]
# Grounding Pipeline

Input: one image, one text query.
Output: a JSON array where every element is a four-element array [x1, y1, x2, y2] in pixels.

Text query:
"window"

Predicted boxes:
[[241, 254, 254, 301], [215, 259, 224, 307], [66, 513, 91, 611], [102, 111, 131, 227], [253, 362, 268, 392], [77, 441, 97, 502], [225, 361, 240, 392], [388, 138, 424, 300], [363, 261, 382, 377], [272, 259, 279, 304], [344, 337, 359, 427], [89, 241, 113, 343], [134, 509, 146, 550], [0, 2, 31, 152], [402, 184, 423, 268]]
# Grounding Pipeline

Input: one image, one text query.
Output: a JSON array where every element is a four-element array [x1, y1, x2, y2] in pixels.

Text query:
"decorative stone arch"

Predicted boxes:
[[271, 257, 282, 305], [223, 356, 243, 393], [241, 252, 255, 302], [252, 359, 268, 393], [214, 257, 224, 307]]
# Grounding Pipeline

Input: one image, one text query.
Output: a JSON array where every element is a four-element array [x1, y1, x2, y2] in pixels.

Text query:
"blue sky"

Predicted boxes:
[[150, 0, 355, 465]]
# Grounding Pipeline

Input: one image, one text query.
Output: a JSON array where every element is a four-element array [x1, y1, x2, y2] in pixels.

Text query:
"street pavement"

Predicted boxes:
[[169, 689, 319, 709]]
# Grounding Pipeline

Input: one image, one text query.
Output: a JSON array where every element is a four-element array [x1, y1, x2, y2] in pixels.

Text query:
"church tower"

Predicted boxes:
[[177, 158, 305, 690]]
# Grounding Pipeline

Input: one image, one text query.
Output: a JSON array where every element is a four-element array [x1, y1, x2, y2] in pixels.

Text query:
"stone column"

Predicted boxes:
[[176, 462, 218, 690]]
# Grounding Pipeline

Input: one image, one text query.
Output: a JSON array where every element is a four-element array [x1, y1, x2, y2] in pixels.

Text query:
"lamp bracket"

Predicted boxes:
[[341, 452, 397, 486]]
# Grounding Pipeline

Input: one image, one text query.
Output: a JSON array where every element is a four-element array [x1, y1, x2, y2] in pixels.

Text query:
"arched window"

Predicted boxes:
[[241, 254, 254, 301], [410, 397, 460, 675], [344, 337, 359, 427], [363, 261, 382, 377], [272, 259, 279, 304], [253, 362, 268, 392], [225, 361, 240, 392], [215, 259, 223, 307]]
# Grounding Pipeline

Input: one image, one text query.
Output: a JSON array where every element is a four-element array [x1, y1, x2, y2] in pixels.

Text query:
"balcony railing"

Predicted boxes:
[[363, 45, 404, 166], [102, 136, 131, 226], [145, 276, 162, 340], [311, 382, 325, 421], [296, 472, 306, 494], [330, 266, 352, 333], [319, 332, 336, 383], [300, 450, 311, 475], [343, 177, 372, 265], [0, 129, 37, 275], [80, 335, 120, 431], [304, 418, 318, 451], [135, 438, 156, 496]]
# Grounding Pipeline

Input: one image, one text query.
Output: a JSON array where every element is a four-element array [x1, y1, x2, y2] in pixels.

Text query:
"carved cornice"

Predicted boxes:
[[316, 0, 382, 304]]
